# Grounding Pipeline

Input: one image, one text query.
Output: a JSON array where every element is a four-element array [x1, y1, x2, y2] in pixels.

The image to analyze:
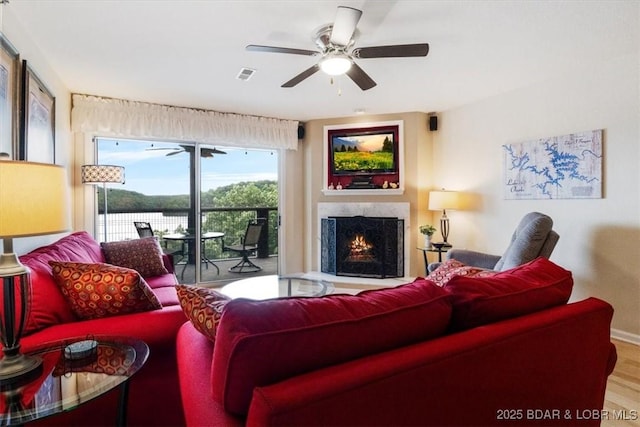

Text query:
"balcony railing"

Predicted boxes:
[[98, 207, 278, 261]]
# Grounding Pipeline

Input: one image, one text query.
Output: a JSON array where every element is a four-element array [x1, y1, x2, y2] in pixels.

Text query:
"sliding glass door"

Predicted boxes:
[[96, 138, 279, 284]]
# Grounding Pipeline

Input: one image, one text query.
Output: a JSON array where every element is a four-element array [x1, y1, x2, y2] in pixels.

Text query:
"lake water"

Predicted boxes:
[[97, 212, 195, 242]]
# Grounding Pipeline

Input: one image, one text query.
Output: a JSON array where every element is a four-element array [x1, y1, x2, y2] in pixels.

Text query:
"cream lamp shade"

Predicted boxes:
[[428, 190, 461, 211], [0, 161, 70, 239]]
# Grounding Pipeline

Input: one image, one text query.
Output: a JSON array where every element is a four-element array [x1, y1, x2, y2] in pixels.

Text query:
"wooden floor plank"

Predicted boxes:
[[603, 339, 640, 427]]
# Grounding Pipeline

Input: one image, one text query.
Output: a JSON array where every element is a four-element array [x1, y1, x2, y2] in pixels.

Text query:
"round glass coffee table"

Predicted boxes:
[[220, 275, 334, 300], [0, 336, 148, 426]]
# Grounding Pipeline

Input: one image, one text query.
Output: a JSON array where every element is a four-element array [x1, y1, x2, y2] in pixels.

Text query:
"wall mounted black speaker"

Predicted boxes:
[[429, 115, 438, 131], [298, 124, 305, 139]]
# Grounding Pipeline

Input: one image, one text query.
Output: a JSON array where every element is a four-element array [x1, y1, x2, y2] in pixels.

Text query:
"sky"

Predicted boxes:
[[97, 138, 278, 195]]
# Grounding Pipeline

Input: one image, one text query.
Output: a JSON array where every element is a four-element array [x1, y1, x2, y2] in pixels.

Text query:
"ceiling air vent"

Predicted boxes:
[[237, 67, 256, 81]]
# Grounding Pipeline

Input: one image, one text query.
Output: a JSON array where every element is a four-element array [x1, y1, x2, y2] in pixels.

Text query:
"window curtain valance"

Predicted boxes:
[[71, 94, 299, 150]]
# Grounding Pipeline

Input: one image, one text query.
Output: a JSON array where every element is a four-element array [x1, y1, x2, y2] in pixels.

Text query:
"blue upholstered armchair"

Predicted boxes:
[[428, 212, 560, 273]]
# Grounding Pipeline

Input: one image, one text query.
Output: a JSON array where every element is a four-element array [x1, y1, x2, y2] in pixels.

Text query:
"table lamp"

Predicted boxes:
[[428, 189, 460, 244], [0, 160, 69, 384], [81, 165, 125, 242]]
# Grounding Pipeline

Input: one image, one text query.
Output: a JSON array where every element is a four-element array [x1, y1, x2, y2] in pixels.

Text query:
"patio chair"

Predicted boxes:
[[134, 221, 185, 266], [134, 221, 154, 238], [222, 220, 265, 273]]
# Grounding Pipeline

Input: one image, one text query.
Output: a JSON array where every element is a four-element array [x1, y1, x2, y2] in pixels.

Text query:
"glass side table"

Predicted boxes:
[[417, 243, 452, 275], [0, 336, 148, 427]]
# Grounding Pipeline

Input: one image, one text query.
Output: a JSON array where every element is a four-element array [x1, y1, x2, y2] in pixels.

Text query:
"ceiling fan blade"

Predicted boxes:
[[246, 45, 319, 56], [352, 43, 430, 59], [329, 6, 362, 46], [166, 150, 183, 156], [202, 148, 227, 156], [346, 62, 376, 91], [281, 64, 320, 88]]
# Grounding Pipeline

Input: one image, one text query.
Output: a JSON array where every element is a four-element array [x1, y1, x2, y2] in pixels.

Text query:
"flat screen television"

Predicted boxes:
[[328, 124, 399, 176]]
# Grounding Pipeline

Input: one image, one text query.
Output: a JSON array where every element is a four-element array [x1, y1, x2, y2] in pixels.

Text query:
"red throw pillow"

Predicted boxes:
[[101, 237, 169, 278], [176, 284, 230, 341], [49, 261, 162, 320], [211, 278, 452, 416], [429, 259, 497, 287], [443, 257, 573, 330]]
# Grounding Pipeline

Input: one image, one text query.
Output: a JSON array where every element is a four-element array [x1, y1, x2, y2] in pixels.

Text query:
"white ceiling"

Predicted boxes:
[[7, 0, 638, 122]]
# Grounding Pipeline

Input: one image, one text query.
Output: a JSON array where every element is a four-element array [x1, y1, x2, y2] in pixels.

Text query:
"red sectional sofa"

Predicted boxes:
[[177, 258, 617, 426], [16, 231, 187, 427]]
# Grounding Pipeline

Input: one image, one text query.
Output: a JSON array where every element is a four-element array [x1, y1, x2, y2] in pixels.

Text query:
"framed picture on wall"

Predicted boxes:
[[0, 35, 20, 159], [19, 60, 55, 163]]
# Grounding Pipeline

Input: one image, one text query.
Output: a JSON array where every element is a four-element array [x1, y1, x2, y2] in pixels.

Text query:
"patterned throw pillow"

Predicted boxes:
[[49, 261, 162, 320], [176, 284, 230, 341], [101, 237, 169, 278], [429, 259, 497, 287]]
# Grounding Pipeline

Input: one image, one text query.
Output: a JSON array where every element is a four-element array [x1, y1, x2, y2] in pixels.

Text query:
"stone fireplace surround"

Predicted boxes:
[[316, 202, 411, 285]]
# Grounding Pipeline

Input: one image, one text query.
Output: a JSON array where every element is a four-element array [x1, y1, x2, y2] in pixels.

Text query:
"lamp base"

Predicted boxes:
[[0, 353, 43, 386]]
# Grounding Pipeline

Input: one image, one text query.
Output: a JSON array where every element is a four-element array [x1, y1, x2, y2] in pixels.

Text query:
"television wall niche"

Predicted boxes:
[[324, 121, 403, 191]]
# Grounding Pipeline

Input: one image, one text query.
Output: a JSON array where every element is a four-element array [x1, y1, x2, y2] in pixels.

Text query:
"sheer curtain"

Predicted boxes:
[[71, 94, 299, 150]]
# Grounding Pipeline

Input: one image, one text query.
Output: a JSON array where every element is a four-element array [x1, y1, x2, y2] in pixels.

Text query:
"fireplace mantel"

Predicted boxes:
[[318, 203, 410, 277], [321, 188, 404, 196]]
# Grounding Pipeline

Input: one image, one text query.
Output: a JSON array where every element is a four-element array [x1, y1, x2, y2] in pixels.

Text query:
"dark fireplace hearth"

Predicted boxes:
[[321, 216, 404, 278]]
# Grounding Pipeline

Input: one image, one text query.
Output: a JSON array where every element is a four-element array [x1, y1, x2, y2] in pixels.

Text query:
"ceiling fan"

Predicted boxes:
[[147, 145, 227, 158], [246, 6, 429, 91]]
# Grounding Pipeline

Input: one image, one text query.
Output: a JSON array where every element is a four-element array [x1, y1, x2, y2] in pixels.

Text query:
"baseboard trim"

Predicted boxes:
[[611, 328, 640, 345]]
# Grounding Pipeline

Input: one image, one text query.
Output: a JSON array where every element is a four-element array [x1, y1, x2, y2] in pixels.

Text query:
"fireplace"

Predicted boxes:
[[321, 216, 404, 278]]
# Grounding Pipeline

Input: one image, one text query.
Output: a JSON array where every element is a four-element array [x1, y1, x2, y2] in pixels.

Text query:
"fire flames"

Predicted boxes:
[[347, 234, 374, 261]]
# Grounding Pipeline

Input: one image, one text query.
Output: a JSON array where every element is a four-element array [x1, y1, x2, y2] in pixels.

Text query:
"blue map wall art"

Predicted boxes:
[[502, 129, 603, 200]]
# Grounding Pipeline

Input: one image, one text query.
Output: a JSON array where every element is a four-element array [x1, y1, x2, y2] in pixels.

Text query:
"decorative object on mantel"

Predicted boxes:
[[428, 190, 460, 244], [502, 129, 602, 200], [419, 225, 437, 248], [81, 164, 125, 242], [0, 160, 69, 385]]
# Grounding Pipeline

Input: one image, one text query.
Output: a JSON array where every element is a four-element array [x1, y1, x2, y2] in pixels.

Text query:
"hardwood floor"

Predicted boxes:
[[603, 339, 640, 427]]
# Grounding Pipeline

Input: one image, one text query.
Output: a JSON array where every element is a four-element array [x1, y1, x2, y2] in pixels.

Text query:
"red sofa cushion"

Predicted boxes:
[[443, 257, 573, 330], [19, 231, 106, 334], [211, 278, 452, 415], [145, 271, 178, 289], [49, 261, 162, 320]]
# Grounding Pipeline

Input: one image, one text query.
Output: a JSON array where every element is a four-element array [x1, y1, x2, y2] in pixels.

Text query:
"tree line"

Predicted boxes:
[[100, 180, 278, 211]]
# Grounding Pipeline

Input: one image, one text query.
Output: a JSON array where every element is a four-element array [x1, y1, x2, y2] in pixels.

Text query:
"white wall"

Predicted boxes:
[[4, 6, 73, 254], [434, 53, 640, 340]]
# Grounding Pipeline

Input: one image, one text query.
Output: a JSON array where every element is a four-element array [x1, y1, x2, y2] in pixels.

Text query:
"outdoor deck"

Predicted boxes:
[[172, 255, 278, 285]]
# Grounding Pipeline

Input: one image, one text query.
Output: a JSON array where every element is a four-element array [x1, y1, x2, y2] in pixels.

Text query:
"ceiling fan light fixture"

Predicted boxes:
[[319, 52, 352, 76]]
